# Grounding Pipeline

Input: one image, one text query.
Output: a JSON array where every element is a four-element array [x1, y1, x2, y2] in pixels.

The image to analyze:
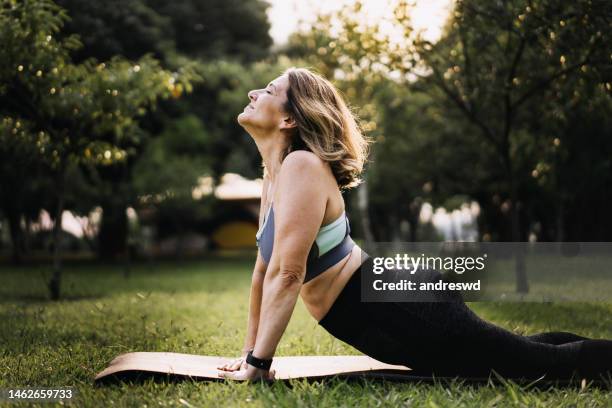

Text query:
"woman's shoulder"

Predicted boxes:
[[282, 150, 327, 174]]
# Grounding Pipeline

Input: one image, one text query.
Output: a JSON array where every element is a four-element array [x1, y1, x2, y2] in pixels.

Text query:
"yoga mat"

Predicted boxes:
[[94, 352, 604, 387], [94, 352, 412, 383]]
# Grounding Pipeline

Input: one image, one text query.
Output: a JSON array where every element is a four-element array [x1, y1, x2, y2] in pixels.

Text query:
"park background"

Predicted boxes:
[[1, 0, 611, 406]]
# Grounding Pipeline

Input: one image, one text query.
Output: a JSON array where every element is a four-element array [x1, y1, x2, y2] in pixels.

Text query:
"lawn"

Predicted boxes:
[[1, 256, 611, 407]]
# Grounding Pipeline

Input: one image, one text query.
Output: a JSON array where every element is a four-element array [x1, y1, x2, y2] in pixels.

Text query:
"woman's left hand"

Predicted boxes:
[[217, 364, 276, 382]]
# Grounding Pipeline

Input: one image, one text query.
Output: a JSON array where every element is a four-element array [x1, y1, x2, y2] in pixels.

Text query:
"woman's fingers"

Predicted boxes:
[[217, 358, 244, 371], [218, 369, 246, 381], [218, 368, 277, 382], [217, 370, 232, 379], [217, 361, 232, 370]]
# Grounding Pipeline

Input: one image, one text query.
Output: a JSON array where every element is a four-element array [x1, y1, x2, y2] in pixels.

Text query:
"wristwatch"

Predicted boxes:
[[246, 349, 273, 371]]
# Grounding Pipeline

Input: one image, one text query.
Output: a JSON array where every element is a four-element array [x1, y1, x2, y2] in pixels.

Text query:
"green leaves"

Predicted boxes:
[[0, 0, 199, 170]]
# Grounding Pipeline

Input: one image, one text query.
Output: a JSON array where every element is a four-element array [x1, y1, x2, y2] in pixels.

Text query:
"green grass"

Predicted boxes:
[[1, 256, 611, 407]]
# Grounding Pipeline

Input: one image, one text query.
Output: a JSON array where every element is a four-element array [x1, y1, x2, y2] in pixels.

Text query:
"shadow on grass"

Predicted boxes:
[[0, 293, 106, 303], [0, 311, 115, 351], [0, 258, 254, 303]]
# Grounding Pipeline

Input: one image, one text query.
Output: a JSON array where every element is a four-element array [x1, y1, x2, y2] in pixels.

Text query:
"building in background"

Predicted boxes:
[[195, 173, 263, 250]]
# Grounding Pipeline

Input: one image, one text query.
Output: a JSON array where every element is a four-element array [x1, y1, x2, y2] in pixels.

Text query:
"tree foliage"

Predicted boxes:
[[56, 0, 272, 63], [285, 0, 612, 242], [0, 0, 198, 298], [283, 0, 612, 292]]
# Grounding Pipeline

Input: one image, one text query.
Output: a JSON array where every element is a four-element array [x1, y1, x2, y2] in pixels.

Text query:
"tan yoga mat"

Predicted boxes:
[[94, 352, 412, 382]]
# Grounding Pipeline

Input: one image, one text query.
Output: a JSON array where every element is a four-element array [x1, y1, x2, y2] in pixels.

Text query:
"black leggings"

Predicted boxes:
[[318, 258, 612, 380]]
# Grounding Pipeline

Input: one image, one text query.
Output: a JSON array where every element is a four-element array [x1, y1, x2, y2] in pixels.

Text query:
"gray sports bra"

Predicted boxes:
[[255, 204, 356, 283]]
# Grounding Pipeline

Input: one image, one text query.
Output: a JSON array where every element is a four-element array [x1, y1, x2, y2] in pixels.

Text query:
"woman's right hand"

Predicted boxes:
[[217, 351, 249, 372]]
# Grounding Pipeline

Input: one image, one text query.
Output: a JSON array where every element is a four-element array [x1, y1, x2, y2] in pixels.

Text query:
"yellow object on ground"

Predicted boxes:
[[211, 221, 258, 249]]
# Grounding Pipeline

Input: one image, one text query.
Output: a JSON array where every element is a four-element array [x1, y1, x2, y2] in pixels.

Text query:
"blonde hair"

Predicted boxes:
[[265, 67, 372, 190]]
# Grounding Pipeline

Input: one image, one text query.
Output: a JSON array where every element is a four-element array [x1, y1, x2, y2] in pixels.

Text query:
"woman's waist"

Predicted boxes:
[[300, 245, 367, 322]]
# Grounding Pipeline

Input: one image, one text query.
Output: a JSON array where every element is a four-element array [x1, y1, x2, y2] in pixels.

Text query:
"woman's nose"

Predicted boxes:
[[248, 90, 257, 101]]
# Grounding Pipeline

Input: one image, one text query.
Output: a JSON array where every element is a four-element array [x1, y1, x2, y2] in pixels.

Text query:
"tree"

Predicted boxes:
[[0, 118, 54, 263], [52, 0, 275, 258], [0, 0, 197, 299], [281, 0, 612, 293], [132, 114, 213, 259], [388, 0, 612, 291], [56, 0, 273, 64], [144, 0, 272, 62], [55, 0, 174, 63]]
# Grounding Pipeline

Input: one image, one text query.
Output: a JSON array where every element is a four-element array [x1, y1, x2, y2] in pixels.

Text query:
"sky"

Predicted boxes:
[[266, 0, 453, 45]]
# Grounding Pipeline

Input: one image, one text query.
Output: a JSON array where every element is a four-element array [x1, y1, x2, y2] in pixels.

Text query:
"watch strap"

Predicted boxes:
[[246, 350, 273, 370]]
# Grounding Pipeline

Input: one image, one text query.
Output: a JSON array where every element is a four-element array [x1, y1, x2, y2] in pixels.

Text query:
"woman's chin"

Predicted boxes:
[[237, 113, 255, 131], [237, 111, 249, 124]]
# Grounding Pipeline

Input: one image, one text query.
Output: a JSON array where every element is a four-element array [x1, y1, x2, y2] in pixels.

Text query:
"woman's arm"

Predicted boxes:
[[218, 255, 266, 372], [218, 151, 327, 380], [241, 252, 266, 353], [251, 152, 327, 360], [218, 174, 269, 372], [242, 172, 271, 352]]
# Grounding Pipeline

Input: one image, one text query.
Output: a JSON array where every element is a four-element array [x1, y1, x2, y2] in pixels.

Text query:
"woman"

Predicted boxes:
[[217, 67, 612, 382]]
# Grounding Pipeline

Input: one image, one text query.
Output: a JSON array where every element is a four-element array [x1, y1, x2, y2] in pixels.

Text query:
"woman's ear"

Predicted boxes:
[[280, 115, 297, 130]]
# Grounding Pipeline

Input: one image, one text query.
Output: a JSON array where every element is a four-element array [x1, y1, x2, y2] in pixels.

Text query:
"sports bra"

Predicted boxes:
[[255, 203, 356, 283]]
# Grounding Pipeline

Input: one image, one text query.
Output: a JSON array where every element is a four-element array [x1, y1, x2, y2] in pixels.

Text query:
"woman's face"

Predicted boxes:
[[237, 74, 294, 134]]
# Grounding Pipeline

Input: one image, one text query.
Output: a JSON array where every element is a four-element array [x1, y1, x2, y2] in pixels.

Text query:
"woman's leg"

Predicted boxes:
[[380, 287, 612, 380], [320, 261, 612, 380], [373, 300, 577, 378]]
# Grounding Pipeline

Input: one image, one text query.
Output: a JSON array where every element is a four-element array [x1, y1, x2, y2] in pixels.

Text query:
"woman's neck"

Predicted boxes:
[[258, 137, 286, 184]]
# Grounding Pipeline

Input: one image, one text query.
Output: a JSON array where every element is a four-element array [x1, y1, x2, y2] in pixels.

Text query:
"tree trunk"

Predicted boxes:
[[48, 172, 65, 301], [24, 218, 31, 254], [407, 198, 422, 243], [357, 180, 375, 247], [408, 220, 418, 242], [509, 177, 529, 294], [7, 209, 24, 265], [389, 212, 402, 252], [556, 198, 565, 242], [98, 200, 128, 261], [502, 112, 529, 293]]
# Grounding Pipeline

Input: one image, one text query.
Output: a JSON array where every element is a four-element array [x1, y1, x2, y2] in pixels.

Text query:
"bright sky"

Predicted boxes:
[[267, 0, 453, 45]]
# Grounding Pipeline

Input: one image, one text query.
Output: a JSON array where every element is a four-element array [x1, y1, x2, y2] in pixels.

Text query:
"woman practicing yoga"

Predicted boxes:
[[217, 67, 612, 382]]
